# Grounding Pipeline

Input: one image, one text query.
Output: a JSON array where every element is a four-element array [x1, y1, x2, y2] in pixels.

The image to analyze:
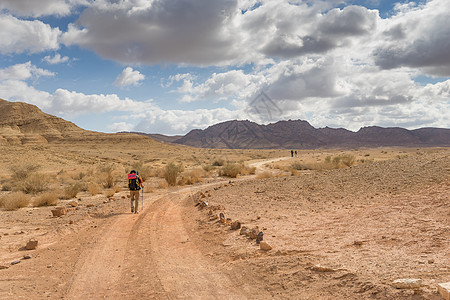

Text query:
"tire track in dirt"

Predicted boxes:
[[65, 211, 139, 299], [65, 183, 255, 299], [138, 193, 247, 299]]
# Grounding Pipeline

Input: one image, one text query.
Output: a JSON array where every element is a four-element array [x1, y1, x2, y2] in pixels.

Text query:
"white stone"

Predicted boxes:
[[392, 278, 423, 289], [438, 282, 450, 300]]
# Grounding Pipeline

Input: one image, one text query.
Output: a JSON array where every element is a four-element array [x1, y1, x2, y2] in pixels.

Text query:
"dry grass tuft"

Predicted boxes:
[[256, 171, 274, 179], [212, 158, 225, 166], [240, 164, 256, 175], [62, 182, 83, 199], [178, 168, 205, 185], [33, 192, 58, 207], [164, 162, 183, 186], [103, 189, 115, 198], [219, 163, 241, 178], [99, 164, 116, 188], [0, 192, 31, 210], [7, 163, 49, 194], [88, 182, 101, 196], [20, 173, 49, 194], [289, 154, 356, 172], [219, 163, 256, 178]]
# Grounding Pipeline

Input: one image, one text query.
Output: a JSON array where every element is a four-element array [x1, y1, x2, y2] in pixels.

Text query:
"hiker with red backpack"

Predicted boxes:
[[128, 170, 143, 214]]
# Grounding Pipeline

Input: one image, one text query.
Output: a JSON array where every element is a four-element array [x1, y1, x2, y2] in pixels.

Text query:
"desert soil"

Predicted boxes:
[[0, 148, 449, 299]]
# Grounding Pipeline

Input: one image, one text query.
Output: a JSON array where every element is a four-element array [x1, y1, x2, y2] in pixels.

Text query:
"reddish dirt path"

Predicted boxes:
[[64, 185, 260, 299]]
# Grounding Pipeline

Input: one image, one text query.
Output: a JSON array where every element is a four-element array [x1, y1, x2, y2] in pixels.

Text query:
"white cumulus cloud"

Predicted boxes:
[[43, 53, 70, 65], [0, 0, 90, 17], [114, 67, 145, 87], [0, 14, 60, 54]]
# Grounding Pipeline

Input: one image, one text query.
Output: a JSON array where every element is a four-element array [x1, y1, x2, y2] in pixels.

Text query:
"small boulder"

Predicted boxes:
[[260, 241, 272, 251], [437, 282, 450, 300], [392, 278, 423, 289], [219, 213, 226, 224], [240, 226, 250, 236], [256, 231, 264, 244], [230, 221, 241, 230], [25, 239, 38, 250], [210, 214, 219, 221], [51, 206, 66, 217], [249, 228, 259, 239], [0, 265, 8, 270], [68, 200, 78, 207], [226, 218, 232, 225]]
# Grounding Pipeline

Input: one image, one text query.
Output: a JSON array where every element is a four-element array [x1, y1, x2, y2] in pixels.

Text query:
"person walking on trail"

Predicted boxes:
[[128, 170, 143, 214]]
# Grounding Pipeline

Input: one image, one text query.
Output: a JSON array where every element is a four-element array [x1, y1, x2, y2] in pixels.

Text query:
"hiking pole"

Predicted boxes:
[[141, 187, 144, 211]]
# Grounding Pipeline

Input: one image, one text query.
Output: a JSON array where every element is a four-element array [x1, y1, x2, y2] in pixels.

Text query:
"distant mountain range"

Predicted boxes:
[[1, 98, 448, 148], [134, 119, 450, 149]]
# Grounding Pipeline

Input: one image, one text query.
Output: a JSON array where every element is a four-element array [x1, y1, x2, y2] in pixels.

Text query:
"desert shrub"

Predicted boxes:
[[33, 192, 58, 207], [9, 163, 40, 181], [290, 162, 315, 170], [202, 164, 215, 172], [340, 154, 355, 167], [104, 189, 115, 198], [62, 182, 83, 199], [99, 164, 116, 188], [212, 158, 225, 166], [240, 164, 256, 175], [20, 173, 49, 194], [256, 171, 273, 179], [8, 163, 49, 194], [163, 162, 183, 186], [88, 182, 101, 196], [179, 168, 205, 185], [324, 154, 355, 168], [219, 163, 241, 178], [0, 192, 31, 210], [71, 171, 87, 180]]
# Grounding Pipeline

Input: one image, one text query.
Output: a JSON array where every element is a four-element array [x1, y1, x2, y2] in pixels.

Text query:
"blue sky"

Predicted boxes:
[[0, 0, 449, 134]]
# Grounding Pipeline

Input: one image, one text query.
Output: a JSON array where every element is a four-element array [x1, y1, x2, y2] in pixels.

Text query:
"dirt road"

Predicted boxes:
[[63, 184, 262, 299]]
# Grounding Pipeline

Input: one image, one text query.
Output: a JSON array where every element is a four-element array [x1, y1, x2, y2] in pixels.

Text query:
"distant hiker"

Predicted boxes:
[[291, 150, 294, 157], [295, 150, 298, 157], [128, 170, 143, 214]]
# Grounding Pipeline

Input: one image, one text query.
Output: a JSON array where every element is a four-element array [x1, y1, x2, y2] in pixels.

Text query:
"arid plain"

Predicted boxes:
[[0, 100, 449, 299], [1, 140, 449, 299]]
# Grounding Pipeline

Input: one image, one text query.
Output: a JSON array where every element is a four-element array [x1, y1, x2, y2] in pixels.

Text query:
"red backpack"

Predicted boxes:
[[128, 173, 141, 190]]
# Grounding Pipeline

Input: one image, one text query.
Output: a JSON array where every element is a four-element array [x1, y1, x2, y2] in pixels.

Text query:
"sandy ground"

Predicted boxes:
[[0, 148, 449, 299]]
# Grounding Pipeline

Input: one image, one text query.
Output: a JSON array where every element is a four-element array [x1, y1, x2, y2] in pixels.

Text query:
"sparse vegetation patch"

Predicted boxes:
[[0, 192, 31, 210]]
